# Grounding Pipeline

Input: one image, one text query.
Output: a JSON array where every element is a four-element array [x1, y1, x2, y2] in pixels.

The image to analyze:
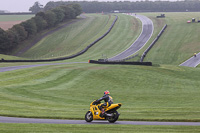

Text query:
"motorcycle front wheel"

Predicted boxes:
[[107, 111, 119, 123], [85, 111, 93, 122]]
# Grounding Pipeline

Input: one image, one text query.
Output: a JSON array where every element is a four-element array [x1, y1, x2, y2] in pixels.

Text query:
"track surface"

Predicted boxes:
[[108, 14, 153, 61], [1, 116, 200, 126], [179, 53, 200, 67], [0, 62, 87, 72]]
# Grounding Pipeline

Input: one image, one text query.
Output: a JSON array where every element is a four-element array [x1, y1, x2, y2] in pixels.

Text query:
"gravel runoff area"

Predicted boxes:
[[1, 116, 200, 126], [179, 52, 200, 67], [108, 14, 153, 61]]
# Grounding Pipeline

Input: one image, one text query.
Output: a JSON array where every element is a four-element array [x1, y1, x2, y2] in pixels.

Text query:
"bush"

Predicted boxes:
[[0, 28, 10, 52]]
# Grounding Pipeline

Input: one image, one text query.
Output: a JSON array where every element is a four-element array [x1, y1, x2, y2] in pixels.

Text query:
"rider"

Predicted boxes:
[[194, 53, 197, 57], [96, 90, 113, 116]]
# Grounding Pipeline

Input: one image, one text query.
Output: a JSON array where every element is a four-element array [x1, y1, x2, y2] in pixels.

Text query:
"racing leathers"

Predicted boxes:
[[96, 94, 113, 110]]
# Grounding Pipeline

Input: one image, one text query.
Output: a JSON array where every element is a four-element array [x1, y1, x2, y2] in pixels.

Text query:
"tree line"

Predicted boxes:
[[44, 1, 200, 13], [0, 4, 82, 54]]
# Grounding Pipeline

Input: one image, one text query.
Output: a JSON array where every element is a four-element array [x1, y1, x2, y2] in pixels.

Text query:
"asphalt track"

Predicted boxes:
[[179, 52, 200, 67], [0, 62, 87, 72], [1, 116, 200, 126], [108, 14, 153, 61]]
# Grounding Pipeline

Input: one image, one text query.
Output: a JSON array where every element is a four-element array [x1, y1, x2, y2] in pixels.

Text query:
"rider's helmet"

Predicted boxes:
[[104, 90, 110, 95]]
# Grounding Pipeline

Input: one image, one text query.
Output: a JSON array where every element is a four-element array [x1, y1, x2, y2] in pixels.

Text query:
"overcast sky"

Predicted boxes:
[[0, 0, 178, 12]]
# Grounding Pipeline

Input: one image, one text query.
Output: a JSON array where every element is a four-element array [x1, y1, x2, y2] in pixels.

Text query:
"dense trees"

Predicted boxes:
[[52, 8, 65, 25], [12, 25, 28, 42], [60, 5, 76, 19], [0, 28, 10, 52], [0, 4, 82, 53], [29, 2, 44, 14], [32, 16, 47, 32], [21, 19, 37, 37], [44, 10, 57, 28]]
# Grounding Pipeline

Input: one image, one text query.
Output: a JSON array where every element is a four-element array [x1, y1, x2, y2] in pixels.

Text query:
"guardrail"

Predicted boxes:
[[140, 24, 167, 62], [89, 60, 152, 66], [0, 15, 118, 63]]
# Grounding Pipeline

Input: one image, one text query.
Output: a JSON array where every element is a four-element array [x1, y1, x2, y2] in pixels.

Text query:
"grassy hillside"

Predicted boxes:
[[20, 14, 113, 59], [18, 14, 141, 61], [2, 13, 200, 67], [1, 63, 200, 121], [0, 54, 23, 60], [140, 12, 200, 65], [68, 13, 142, 62]]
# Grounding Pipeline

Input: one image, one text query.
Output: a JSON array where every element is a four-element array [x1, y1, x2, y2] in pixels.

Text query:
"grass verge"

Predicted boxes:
[[0, 63, 200, 121], [140, 12, 200, 65], [1, 123, 200, 133]]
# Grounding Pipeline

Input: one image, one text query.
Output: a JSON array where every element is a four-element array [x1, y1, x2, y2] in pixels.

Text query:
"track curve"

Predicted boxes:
[[179, 52, 200, 67], [108, 14, 153, 61], [1, 116, 200, 126]]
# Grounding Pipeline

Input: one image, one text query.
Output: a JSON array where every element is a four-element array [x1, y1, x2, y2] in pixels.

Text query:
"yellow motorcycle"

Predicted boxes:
[[85, 100, 122, 123]]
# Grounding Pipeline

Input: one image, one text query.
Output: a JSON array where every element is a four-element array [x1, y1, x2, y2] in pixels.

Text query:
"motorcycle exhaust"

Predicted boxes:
[[105, 113, 114, 117]]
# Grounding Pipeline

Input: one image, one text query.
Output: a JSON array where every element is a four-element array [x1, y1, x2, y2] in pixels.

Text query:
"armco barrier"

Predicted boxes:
[[140, 24, 167, 62], [0, 15, 118, 63], [89, 60, 152, 66]]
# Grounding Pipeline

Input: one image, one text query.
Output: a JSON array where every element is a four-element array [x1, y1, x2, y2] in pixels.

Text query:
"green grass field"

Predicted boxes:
[[1, 123, 200, 133], [140, 12, 200, 65], [20, 14, 117, 59], [1, 63, 200, 122], [13, 14, 141, 61], [1, 12, 200, 132], [0, 15, 34, 22]]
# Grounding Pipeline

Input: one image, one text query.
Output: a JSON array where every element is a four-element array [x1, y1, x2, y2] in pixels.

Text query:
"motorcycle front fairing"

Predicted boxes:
[[90, 101, 105, 120], [89, 101, 122, 120], [86, 100, 122, 123]]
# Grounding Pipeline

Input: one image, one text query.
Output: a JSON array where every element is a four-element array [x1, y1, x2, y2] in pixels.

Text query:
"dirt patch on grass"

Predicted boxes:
[[0, 21, 23, 30]]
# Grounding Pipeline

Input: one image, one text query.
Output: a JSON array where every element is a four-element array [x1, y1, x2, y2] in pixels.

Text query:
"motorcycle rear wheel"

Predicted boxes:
[[107, 111, 119, 123], [85, 111, 93, 122]]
